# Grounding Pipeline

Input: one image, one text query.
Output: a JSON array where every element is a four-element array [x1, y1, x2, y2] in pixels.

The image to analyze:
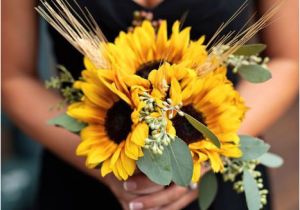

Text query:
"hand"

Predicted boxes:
[[125, 166, 210, 210], [104, 165, 210, 210], [103, 173, 165, 210], [128, 183, 198, 210]]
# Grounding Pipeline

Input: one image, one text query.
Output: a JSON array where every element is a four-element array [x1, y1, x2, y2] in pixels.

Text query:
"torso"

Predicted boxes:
[[37, 1, 273, 210]]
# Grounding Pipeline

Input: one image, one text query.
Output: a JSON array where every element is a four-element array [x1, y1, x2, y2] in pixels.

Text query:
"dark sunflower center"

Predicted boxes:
[[172, 105, 206, 144], [105, 100, 133, 144], [136, 60, 163, 79]]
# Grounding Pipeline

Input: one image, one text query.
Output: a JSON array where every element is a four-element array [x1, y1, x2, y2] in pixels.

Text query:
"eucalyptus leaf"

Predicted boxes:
[[137, 148, 172, 185], [234, 44, 266, 56], [258, 152, 284, 168], [184, 113, 221, 148], [238, 64, 272, 83], [238, 135, 270, 161], [198, 171, 218, 210], [48, 113, 86, 133], [166, 137, 193, 186], [243, 169, 261, 210]]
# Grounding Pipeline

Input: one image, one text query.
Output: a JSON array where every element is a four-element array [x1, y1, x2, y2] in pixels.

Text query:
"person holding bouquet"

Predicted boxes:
[[2, 0, 298, 210]]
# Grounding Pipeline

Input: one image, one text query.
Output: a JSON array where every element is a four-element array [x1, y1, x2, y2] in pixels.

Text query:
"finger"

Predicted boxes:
[[128, 184, 188, 210], [124, 174, 164, 194], [161, 188, 198, 210]]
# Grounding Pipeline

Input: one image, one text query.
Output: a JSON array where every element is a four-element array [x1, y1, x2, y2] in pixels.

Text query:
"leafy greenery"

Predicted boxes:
[[48, 113, 86, 133], [243, 169, 261, 210], [184, 113, 220, 148], [45, 65, 83, 107], [258, 152, 283, 168], [238, 135, 270, 161], [234, 44, 266, 56], [137, 147, 172, 185], [198, 171, 218, 210], [137, 136, 194, 186], [238, 64, 272, 83], [166, 137, 193, 186]]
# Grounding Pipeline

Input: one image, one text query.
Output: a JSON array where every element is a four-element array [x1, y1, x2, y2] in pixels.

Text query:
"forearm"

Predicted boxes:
[[237, 58, 298, 136], [2, 75, 109, 183]]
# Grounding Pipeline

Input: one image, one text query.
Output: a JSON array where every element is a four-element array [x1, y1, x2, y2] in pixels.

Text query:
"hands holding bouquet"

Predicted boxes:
[[106, 169, 209, 210]]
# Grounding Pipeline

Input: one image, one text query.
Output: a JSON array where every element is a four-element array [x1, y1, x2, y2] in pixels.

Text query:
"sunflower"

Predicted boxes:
[[100, 20, 207, 91], [147, 64, 247, 183], [67, 58, 149, 180]]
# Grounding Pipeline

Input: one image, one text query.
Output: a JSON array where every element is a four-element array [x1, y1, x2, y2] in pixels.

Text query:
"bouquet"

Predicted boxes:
[[37, 1, 283, 209]]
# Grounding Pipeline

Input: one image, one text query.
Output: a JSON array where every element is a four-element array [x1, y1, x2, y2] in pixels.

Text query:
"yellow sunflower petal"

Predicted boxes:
[[125, 134, 140, 160], [123, 74, 150, 89], [221, 143, 242, 158], [81, 83, 113, 108], [170, 78, 182, 105], [131, 123, 148, 146], [116, 158, 129, 180], [155, 20, 168, 58], [120, 151, 136, 176], [112, 163, 122, 180], [110, 142, 125, 168], [76, 139, 102, 156], [192, 158, 201, 183], [206, 151, 223, 172], [98, 76, 132, 106], [166, 120, 176, 138], [86, 142, 117, 166], [67, 102, 106, 124], [101, 159, 112, 177], [80, 125, 106, 141]]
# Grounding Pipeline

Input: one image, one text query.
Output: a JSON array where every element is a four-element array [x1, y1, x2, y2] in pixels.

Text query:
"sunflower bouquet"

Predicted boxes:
[[37, 1, 283, 210]]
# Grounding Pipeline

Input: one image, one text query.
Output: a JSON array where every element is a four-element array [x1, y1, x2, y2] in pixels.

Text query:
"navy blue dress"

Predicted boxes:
[[35, 0, 272, 209]]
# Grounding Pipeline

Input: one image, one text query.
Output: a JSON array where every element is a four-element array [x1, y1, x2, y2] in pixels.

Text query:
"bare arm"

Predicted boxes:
[[2, 0, 103, 180], [238, 0, 298, 136]]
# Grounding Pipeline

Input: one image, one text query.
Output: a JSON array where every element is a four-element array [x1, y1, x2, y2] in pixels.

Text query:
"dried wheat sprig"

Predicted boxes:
[[35, 0, 109, 69], [196, 1, 282, 76]]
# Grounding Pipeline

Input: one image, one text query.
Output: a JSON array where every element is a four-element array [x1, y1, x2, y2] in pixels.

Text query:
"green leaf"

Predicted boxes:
[[137, 148, 172, 185], [258, 152, 284, 168], [234, 44, 266, 56], [48, 113, 86, 133], [238, 135, 270, 161], [166, 137, 193, 186], [198, 171, 218, 210], [243, 169, 261, 210], [184, 113, 221, 148], [238, 64, 272, 83]]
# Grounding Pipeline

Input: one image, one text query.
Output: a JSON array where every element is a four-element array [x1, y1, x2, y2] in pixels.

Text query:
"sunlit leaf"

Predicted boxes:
[[234, 44, 266, 56], [48, 113, 86, 133], [258, 152, 283, 168], [198, 171, 218, 210], [243, 169, 261, 210], [184, 113, 220, 148], [238, 135, 270, 161], [167, 137, 193, 186], [238, 64, 272, 83], [137, 148, 172, 185]]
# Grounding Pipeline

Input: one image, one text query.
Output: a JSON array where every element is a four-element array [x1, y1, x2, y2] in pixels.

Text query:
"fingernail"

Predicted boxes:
[[129, 202, 143, 210], [123, 181, 137, 191], [189, 182, 198, 190]]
